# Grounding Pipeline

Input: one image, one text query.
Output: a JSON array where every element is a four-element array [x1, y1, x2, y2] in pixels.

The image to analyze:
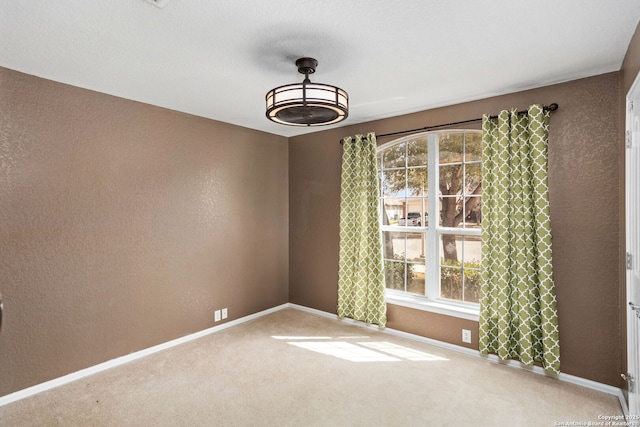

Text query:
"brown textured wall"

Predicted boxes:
[[621, 21, 640, 95], [290, 73, 622, 386], [0, 67, 289, 397]]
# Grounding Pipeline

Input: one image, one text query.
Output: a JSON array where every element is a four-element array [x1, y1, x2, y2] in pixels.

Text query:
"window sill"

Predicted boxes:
[[385, 292, 480, 322]]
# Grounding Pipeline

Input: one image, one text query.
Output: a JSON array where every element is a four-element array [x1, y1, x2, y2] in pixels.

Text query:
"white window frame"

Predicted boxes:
[[378, 130, 481, 321]]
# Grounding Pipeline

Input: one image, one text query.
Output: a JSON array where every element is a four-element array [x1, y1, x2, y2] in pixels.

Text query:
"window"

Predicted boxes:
[[378, 131, 482, 312]]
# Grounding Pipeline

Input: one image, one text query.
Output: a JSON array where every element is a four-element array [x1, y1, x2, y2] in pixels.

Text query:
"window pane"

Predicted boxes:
[[439, 163, 463, 229], [462, 235, 481, 266], [384, 261, 405, 291], [383, 231, 427, 261], [382, 231, 427, 295], [440, 234, 482, 265], [383, 231, 405, 259], [465, 163, 482, 194], [440, 164, 463, 195], [461, 196, 482, 228], [440, 266, 462, 300], [407, 167, 427, 196], [439, 195, 460, 227], [463, 267, 481, 303], [383, 142, 406, 169], [406, 232, 425, 261], [439, 133, 464, 164], [440, 234, 481, 303], [401, 200, 427, 227], [407, 262, 425, 295], [382, 198, 403, 225], [440, 234, 462, 262], [407, 138, 428, 167], [383, 231, 406, 292], [465, 133, 482, 162], [441, 265, 481, 303], [381, 169, 406, 198]]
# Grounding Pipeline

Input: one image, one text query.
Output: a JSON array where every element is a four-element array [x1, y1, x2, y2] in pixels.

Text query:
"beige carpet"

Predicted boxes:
[[0, 308, 623, 426]]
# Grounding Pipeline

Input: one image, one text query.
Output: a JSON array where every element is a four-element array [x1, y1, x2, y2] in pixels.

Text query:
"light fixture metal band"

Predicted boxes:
[[265, 58, 349, 126]]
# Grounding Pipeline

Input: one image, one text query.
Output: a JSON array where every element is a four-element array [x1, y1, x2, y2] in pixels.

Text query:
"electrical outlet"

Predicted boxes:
[[214, 310, 221, 322], [221, 308, 228, 319], [462, 329, 472, 343]]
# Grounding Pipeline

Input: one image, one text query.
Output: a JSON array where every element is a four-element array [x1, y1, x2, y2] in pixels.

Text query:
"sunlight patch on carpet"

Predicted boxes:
[[358, 342, 448, 361], [279, 336, 450, 363], [288, 341, 400, 362]]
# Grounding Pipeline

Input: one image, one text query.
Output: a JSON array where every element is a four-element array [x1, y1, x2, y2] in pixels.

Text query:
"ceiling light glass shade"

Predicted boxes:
[[265, 58, 349, 126]]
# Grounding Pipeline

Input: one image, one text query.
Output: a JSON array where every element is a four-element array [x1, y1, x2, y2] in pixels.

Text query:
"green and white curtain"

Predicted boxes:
[[479, 105, 560, 374], [337, 133, 387, 327]]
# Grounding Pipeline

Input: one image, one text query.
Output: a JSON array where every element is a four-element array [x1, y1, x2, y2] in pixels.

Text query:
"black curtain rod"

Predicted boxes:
[[340, 103, 558, 143]]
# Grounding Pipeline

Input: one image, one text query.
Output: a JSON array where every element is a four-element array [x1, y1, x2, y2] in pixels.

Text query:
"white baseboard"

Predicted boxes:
[[287, 303, 628, 413], [0, 303, 289, 407], [0, 302, 628, 415]]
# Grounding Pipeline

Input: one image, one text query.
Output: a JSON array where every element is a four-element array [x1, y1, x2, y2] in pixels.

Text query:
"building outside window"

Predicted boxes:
[[378, 130, 482, 310]]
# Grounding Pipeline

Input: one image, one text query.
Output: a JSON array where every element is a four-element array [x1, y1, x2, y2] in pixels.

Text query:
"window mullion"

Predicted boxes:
[[426, 133, 439, 300]]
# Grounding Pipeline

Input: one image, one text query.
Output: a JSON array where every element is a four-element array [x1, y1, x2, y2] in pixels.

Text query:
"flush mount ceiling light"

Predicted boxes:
[[266, 57, 349, 126]]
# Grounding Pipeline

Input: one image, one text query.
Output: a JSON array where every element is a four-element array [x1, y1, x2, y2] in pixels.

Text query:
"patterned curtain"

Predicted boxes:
[[479, 105, 560, 374], [337, 133, 387, 327]]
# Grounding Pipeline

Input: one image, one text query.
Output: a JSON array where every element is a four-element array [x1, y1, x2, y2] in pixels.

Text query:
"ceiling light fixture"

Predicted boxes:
[[266, 57, 348, 126]]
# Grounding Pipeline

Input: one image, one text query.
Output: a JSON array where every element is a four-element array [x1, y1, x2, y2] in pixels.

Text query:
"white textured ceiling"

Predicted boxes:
[[1, 0, 639, 137]]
